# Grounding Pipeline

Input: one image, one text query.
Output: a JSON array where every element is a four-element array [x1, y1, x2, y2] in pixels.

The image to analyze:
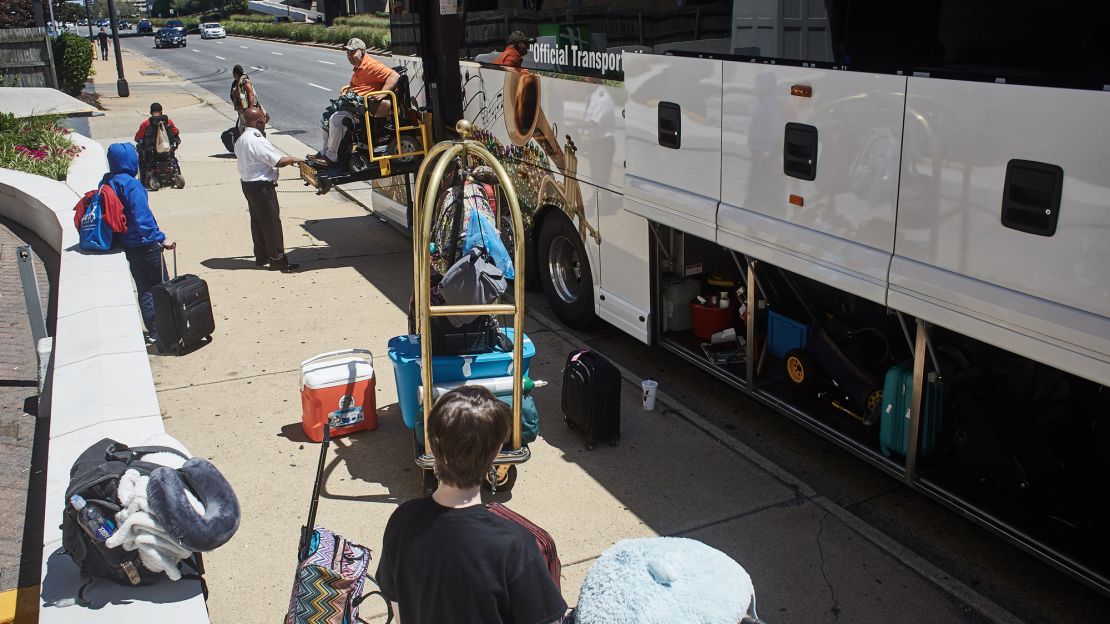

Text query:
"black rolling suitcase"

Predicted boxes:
[[152, 247, 215, 354], [561, 349, 621, 449], [221, 126, 240, 154]]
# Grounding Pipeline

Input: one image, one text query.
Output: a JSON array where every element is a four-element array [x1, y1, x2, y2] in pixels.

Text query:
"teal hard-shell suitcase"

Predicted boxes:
[[879, 360, 947, 458]]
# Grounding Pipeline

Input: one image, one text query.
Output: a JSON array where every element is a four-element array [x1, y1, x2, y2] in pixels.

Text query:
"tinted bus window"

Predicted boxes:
[[390, 0, 1109, 88]]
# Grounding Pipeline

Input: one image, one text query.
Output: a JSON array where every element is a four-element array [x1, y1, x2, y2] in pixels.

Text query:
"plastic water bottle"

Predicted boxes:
[[69, 495, 116, 542]]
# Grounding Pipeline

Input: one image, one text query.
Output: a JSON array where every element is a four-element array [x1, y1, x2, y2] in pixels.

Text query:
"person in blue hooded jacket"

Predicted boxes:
[[101, 143, 176, 345]]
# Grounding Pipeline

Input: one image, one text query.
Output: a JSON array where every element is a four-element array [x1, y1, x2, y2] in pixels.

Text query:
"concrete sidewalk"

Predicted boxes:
[[76, 50, 1008, 623]]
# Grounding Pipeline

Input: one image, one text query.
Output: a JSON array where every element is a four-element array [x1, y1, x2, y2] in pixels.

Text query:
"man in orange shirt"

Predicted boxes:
[[495, 31, 534, 68], [309, 38, 400, 167]]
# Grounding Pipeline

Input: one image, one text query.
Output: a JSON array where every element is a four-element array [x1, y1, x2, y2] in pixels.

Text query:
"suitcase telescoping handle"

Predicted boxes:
[[299, 423, 330, 562], [159, 244, 178, 281]]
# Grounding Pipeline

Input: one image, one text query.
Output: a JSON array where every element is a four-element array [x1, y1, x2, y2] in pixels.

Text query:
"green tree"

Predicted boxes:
[[0, 0, 81, 28]]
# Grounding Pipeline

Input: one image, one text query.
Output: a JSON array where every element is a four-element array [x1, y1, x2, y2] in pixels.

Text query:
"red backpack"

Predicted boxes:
[[73, 184, 127, 234]]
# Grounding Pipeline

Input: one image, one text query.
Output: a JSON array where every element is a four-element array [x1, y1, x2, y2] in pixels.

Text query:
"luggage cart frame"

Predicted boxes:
[[410, 119, 530, 483]]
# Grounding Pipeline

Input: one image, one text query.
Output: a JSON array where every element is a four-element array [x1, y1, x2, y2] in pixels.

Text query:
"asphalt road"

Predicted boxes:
[[121, 34, 352, 151], [116, 34, 1110, 624]]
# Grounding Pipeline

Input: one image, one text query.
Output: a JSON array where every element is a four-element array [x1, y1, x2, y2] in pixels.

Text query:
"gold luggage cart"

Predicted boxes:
[[411, 119, 529, 493]]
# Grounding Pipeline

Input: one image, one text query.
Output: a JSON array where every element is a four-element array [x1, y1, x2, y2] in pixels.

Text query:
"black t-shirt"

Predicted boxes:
[[376, 497, 566, 624]]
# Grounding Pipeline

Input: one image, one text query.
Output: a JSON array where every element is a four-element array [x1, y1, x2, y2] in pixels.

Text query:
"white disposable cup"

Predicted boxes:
[[641, 379, 658, 410]]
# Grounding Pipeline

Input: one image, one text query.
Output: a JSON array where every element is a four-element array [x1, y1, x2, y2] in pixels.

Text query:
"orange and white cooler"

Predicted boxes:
[[300, 349, 377, 442]]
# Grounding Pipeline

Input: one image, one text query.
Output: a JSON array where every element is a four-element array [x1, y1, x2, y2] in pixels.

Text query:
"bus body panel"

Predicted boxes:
[[597, 187, 651, 343], [717, 204, 890, 305], [894, 77, 1110, 378], [717, 62, 904, 305], [896, 78, 1110, 320], [888, 256, 1110, 386], [624, 53, 723, 241]]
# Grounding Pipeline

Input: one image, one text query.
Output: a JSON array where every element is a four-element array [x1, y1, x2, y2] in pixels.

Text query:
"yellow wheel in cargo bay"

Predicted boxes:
[[785, 349, 813, 388], [866, 389, 883, 414]]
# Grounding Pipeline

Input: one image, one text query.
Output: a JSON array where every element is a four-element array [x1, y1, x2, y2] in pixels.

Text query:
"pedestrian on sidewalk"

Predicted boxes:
[[375, 386, 567, 624], [234, 107, 303, 273], [230, 65, 259, 131], [100, 143, 175, 345], [97, 27, 110, 61]]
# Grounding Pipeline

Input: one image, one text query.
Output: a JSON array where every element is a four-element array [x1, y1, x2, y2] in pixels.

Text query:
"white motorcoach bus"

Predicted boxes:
[[377, 0, 1110, 593]]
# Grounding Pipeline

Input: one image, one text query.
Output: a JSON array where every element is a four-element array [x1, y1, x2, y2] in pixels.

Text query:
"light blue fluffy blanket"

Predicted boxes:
[[575, 537, 755, 624]]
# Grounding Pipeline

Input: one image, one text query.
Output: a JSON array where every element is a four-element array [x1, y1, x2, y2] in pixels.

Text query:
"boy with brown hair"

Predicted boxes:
[[376, 386, 566, 624]]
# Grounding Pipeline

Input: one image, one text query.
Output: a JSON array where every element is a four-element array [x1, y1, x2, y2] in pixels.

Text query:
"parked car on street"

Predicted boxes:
[[200, 22, 226, 39], [137, 19, 153, 34], [154, 27, 186, 48]]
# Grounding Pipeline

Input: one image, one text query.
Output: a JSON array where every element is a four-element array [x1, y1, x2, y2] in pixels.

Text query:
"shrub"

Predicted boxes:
[[333, 15, 390, 28], [51, 32, 93, 96], [228, 14, 273, 23], [221, 22, 389, 48], [0, 113, 84, 181]]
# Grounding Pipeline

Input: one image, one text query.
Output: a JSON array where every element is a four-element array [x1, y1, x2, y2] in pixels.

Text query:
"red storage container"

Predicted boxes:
[[690, 302, 734, 341], [301, 349, 377, 442]]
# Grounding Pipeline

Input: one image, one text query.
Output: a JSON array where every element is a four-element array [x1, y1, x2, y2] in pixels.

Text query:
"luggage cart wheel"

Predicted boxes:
[[784, 349, 814, 389], [483, 465, 517, 493]]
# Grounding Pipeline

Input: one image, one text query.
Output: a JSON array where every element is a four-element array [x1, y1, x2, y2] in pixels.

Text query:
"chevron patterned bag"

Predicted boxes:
[[286, 425, 390, 624], [285, 527, 372, 624]]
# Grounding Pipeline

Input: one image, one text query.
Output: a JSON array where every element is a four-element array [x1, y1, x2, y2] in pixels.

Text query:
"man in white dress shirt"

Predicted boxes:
[[234, 108, 303, 272]]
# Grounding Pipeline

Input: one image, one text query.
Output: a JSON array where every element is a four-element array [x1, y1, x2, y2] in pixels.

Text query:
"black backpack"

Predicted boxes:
[[60, 439, 203, 597]]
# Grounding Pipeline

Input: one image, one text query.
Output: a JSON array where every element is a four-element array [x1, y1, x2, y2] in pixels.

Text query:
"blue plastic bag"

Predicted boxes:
[[78, 189, 113, 252], [462, 203, 515, 281]]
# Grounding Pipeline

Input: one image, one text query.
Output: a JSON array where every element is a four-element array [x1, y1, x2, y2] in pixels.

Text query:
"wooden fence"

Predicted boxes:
[[0, 28, 58, 89]]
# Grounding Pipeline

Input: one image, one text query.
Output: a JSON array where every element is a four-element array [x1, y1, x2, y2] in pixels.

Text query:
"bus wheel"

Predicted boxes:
[[538, 213, 594, 328], [785, 349, 814, 389]]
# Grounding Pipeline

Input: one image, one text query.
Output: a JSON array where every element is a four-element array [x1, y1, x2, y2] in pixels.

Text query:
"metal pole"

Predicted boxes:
[[84, 1, 94, 39], [16, 246, 48, 346], [905, 318, 929, 484], [106, 0, 129, 96], [46, 0, 57, 32]]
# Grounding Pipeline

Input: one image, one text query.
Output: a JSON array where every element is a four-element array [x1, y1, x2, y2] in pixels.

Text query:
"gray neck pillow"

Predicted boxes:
[[147, 458, 240, 552]]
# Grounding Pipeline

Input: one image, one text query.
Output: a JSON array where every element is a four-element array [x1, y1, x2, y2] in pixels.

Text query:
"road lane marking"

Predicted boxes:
[[317, 60, 335, 65], [239, 45, 248, 49], [215, 56, 226, 60], [251, 66, 265, 71], [192, 49, 200, 53], [308, 83, 332, 91], [271, 51, 283, 55]]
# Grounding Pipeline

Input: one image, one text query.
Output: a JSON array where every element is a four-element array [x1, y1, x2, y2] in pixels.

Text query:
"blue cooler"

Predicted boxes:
[[387, 329, 535, 429]]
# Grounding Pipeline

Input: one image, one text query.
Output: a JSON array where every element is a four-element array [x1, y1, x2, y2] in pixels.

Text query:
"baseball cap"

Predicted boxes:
[[343, 38, 367, 51], [508, 31, 535, 44]]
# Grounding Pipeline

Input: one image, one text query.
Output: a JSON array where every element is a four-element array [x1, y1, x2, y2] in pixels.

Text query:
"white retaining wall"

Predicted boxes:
[[0, 133, 209, 622]]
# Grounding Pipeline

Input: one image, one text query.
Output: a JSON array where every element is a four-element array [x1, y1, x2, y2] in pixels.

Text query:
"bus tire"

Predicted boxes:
[[538, 213, 594, 329]]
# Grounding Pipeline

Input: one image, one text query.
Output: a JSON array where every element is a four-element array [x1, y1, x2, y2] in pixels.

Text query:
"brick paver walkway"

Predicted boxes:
[[0, 216, 54, 594]]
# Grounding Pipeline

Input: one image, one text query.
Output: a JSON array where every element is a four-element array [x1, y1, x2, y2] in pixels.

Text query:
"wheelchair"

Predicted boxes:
[[300, 66, 430, 195], [138, 119, 184, 191]]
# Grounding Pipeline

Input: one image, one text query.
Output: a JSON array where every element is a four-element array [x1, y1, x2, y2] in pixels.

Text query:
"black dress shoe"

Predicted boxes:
[[279, 263, 301, 273]]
